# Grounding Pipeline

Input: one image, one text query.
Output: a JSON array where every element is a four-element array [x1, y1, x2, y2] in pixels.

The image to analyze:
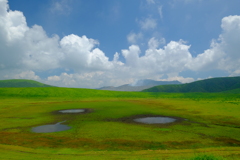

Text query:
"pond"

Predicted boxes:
[[58, 109, 85, 113], [31, 121, 71, 133], [134, 117, 177, 124]]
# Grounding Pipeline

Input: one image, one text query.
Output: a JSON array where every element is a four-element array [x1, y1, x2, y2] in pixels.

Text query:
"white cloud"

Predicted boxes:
[[146, 0, 155, 4], [23, 25, 62, 71], [158, 6, 163, 20], [169, 0, 202, 8], [122, 45, 141, 67], [139, 17, 157, 30], [47, 75, 61, 82], [0, 1, 62, 71], [13, 71, 40, 80], [144, 40, 192, 75], [60, 34, 113, 71], [45, 40, 194, 88], [148, 37, 166, 49], [230, 70, 240, 77], [46, 72, 115, 88], [0, 1, 28, 42], [159, 76, 194, 83], [3, 70, 40, 80], [50, 0, 72, 15], [186, 15, 240, 74], [127, 32, 143, 44], [47, 73, 76, 87]]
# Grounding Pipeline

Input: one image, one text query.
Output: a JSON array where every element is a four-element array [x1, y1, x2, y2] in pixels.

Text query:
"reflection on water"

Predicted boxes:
[[59, 109, 85, 113], [134, 117, 176, 124], [32, 123, 71, 133]]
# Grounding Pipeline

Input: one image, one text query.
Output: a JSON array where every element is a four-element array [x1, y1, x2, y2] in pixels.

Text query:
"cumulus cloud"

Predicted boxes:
[[186, 15, 240, 74], [159, 76, 194, 83], [49, 0, 72, 15], [127, 32, 143, 44], [144, 40, 192, 75], [1, 0, 240, 88], [23, 25, 62, 71], [60, 34, 113, 71], [158, 6, 163, 20], [122, 45, 141, 67], [139, 17, 157, 30], [148, 37, 166, 49], [12, 71, 40, 80], [230, 70, 240, 77], [0, 2, 28, 69], [0, 1, 63, 71], [46, 71, 131, 88], [146, 0, 155, 5], [47, 39, 194, 87]]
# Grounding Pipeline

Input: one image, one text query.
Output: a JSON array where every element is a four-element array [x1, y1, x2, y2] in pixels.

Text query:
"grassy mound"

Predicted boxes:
[[0, 79, 53, 88], [143, 76, 240, 93]]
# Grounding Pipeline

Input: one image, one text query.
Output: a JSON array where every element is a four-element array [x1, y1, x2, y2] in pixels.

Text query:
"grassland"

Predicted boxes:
[[0, 87, 239, 159]]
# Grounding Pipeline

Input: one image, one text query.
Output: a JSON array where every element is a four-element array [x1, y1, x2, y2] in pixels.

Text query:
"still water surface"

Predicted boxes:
[[32, 122, 71, 133], [134, 117, 176, 124], [59, 109, 85, 113]]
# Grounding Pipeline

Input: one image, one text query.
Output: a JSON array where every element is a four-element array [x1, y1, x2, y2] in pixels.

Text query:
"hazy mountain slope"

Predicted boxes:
[[0, 79, 53, 88], [0, 87, 239, 100], [143, 76, 240, 93], [99, 80, 181, 91], [99, 84, 156, 91], [130, 79, 181, 86]]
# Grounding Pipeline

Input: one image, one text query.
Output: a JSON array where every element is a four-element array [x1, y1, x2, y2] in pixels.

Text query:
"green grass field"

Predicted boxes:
[[0, 87, 239, 159]]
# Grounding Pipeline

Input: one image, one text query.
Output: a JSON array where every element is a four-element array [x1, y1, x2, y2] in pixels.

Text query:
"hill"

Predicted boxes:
[[143, 76, 240, 93], [0, 86, 239, 100], [130, 79, 181, 86], [0, 79, 53, 88], [98, 84, 154, 91], [99, 80, 181, 91]]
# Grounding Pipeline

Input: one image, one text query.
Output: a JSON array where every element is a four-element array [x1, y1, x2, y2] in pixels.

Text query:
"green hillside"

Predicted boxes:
[[0, 79, 53, 88], [0, 80, 240, 160], [0, 87, 239, 100], [143, 76, 240, 93]]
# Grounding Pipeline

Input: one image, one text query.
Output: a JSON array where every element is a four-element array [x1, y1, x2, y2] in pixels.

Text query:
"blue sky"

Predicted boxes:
[[1, 0, 240, 88]]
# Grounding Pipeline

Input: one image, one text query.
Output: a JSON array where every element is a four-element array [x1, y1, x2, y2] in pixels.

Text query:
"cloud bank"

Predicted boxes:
[[0, 0, 240, 88]]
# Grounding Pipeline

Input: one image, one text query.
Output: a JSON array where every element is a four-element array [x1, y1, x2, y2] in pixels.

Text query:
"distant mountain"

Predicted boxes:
[[130, 79, 181, 87], [0, 79, 53, 88], [98, 86, 115, 90], [98, 80, 181, 91], [143, 76, 240, 93]]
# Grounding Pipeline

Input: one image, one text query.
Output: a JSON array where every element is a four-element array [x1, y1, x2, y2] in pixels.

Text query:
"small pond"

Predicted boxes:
[[32, 122, 71, 133], [134, 117, 176, 124], [58, 109, 85, 113]]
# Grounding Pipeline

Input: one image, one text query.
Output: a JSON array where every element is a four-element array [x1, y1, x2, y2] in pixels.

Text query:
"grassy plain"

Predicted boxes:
[[0, 87, 239, 159]]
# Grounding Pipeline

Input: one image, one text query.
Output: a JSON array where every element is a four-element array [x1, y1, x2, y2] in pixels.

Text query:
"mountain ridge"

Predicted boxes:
[[98, 80, 181, 91], [0, 79, 53, 88], [143, 76, 240, 93]]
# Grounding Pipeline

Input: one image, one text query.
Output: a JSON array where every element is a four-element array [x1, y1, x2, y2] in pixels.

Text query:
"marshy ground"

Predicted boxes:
[[0, 92, 239, 159]]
